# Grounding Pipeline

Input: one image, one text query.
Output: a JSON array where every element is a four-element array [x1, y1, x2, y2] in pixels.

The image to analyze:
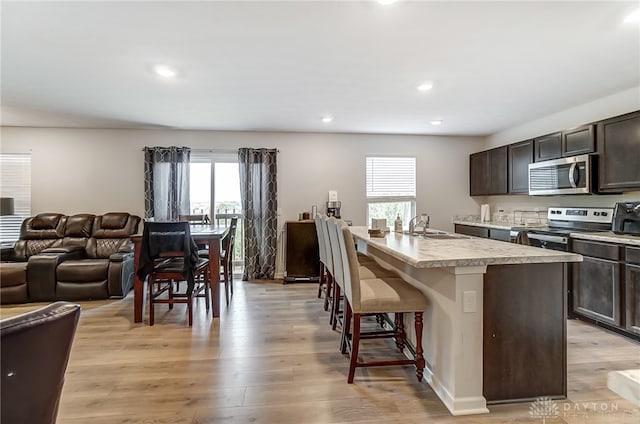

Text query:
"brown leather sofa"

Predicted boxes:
[[0, 212, 140, 304]]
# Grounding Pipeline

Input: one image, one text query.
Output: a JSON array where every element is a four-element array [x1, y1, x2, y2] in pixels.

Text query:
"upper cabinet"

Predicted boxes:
[[534, 132, 562, 162], [468, 110, 639, 197], [508, 140, 534, 194], [534, 125, 595, 162], [563, 124, 595, 157], [469, 146, 508, 196], [597, 110, 640, 192]]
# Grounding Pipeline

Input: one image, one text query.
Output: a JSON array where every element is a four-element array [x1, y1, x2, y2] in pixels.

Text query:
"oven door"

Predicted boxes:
[[528, 154, 592, 195], [526, 233, 568, 251]]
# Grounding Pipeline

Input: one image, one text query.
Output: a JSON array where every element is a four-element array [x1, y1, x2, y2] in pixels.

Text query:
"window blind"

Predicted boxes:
[[0, 153, 31, 243], [366, 156, 416, 198]]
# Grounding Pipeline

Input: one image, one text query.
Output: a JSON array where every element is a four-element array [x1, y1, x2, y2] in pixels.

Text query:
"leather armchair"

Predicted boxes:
[[1, 301, 81, 424]]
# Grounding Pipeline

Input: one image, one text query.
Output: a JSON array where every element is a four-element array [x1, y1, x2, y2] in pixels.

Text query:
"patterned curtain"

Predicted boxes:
[[238, 148, 278, 280], [143, 146, 191, 221]]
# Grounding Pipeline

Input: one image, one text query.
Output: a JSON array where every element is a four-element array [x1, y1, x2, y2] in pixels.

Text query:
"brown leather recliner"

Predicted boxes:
[[1, 301, 81, 424]]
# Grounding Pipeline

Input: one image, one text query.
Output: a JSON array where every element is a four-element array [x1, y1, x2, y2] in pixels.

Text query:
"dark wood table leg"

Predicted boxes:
[[209, 236, 221, 318], [133, 238, 143, 323]]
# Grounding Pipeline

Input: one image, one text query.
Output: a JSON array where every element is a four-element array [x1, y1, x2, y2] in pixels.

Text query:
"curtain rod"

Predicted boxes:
[[141, 147, 279, 153]]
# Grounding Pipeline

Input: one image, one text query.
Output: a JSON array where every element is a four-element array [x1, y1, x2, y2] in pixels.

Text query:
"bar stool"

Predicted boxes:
[[335, 219, 428, 383], [314, 214, 328, 300], [325, 217, 396, 331]]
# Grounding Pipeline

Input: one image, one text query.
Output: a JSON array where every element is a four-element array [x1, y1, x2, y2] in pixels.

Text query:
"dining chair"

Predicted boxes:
[[335, 219, 428, 383], [314, 214, 328, 299], [179, 214, 211, 225], [197, 217, 238, 305], [136, 221, 211, 326]]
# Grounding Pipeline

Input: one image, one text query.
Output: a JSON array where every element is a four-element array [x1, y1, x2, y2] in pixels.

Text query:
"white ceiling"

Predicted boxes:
[[1, 1, 639, 136]]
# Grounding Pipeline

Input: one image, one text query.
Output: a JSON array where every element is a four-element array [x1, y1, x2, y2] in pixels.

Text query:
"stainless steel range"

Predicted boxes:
[[512, 207, 614, 251]]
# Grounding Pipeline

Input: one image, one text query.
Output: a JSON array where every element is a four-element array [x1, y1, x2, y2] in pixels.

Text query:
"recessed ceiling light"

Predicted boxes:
[[417, 82, 434, 92], [321, 115, 334, 123], [153, 65, 177, 78], [430, 120, 443, 126], [624, 9, 640, 23], [377, 0, 398, 5]]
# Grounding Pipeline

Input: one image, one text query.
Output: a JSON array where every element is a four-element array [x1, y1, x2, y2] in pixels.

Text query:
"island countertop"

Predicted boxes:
[[350, 226, 582, 268]]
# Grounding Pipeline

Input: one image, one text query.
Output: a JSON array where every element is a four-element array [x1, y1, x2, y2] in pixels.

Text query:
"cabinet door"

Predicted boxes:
[[470, 151, 489, 196], [597, 110, 640, 192], [626, 264, 640, 335], [488, 146, 508, 195], [572, 257, 621, 326], [508, 140, 533, 194], [489, 228, 511, 242], [534, 132, 562, 162], [562, 124, 595, 157]]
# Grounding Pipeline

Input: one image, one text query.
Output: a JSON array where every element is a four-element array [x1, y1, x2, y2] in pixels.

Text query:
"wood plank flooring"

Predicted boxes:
[[1, 280, 639, 423]]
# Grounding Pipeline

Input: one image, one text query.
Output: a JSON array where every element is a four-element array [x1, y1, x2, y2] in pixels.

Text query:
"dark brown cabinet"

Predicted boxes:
[[455, 224, 489, 238], [469, 146, 507, 196], [534, 132, 562, 162], [572, 255, 622, 326], [508, 140, 533, 194], [284, 221, 319, 283], [563, 124, 595, 156], [597, 110, 640, 192], [569, 238, 640, 340], [625, 247, 640, 336]]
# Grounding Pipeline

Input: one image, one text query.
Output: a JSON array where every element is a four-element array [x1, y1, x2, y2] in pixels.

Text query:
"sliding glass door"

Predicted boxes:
[[190, 152, 243, 273]]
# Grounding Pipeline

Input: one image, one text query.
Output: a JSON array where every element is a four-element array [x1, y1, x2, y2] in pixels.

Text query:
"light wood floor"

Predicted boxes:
[[1, 280, 639, 423]]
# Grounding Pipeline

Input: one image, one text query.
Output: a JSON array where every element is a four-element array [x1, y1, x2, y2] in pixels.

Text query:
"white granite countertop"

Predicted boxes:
[[453, 220, 514, 230], [570, 231, 640, 247], [350, 226, 582, 268]]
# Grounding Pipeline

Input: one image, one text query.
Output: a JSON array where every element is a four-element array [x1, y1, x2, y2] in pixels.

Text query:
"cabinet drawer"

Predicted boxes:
[[627, 247, 640, 265], [489, 229, 512, 242], [454, 224, 488, 238], [571, 239, 621, 261]]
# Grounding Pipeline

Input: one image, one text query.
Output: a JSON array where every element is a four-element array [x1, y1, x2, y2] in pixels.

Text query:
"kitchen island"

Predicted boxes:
[[349, 227, 582, 416]]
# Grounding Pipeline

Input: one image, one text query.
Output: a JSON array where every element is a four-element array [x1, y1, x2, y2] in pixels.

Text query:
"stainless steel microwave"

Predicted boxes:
[[528, 154, 595, 195]]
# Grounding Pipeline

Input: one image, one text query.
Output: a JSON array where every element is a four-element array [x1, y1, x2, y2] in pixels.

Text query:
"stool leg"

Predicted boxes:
[[317, 263, 325, 298], [347, 313, 361, 384], [340, 301, 352, 354], [204, 268, 211, 312], [168, 279, 174, 310], [414, 312, 425, 382], [395, 313, 405, 352], [331, 284, 341, 330], [323, 272, 333, 311], [188, 294, 193, 326]]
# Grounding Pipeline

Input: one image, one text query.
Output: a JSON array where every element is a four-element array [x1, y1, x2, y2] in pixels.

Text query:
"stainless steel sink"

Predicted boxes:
[[420, 233, 471, 240]]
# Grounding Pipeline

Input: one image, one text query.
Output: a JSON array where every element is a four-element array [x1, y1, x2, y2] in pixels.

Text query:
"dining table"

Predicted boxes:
[[131, 224, 230, 323]]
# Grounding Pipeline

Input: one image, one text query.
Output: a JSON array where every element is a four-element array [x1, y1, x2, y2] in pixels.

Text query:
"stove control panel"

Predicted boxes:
[[547, 207, 614, 224]]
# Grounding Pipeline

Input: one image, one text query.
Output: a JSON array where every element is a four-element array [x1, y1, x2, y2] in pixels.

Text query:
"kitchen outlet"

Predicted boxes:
[[463, 290, 477, 313]]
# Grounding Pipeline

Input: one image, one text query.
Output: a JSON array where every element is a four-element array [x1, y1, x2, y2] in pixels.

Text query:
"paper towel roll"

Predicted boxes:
[[480, 204, 491, 222]]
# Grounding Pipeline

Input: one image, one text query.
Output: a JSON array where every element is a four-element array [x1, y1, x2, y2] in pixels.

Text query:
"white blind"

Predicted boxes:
[[366, 156, 416, 198], [0, 153, 31, 243]]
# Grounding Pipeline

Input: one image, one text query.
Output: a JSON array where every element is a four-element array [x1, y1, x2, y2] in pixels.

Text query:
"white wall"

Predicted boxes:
[[0, 127, 484, 273], [479, 86, 640, 215], [487, 86, 640, 148]]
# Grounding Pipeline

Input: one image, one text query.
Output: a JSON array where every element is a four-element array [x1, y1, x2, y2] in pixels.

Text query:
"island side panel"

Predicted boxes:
[[483, 262, 567, 403]]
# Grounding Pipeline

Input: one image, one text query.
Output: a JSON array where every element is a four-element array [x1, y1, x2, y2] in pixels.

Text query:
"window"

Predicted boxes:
[[366, 156, 416, 230], [0, 153, 31, 243]]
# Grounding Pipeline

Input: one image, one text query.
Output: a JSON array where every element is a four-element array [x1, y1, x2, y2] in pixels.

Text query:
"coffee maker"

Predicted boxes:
[[327, 201, 341, 218]]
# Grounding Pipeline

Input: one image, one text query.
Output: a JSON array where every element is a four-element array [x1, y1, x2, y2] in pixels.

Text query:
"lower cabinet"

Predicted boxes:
[[570, 239, 639, 339], [454, 224, 488, 238], [571, 256, 621, 326]]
